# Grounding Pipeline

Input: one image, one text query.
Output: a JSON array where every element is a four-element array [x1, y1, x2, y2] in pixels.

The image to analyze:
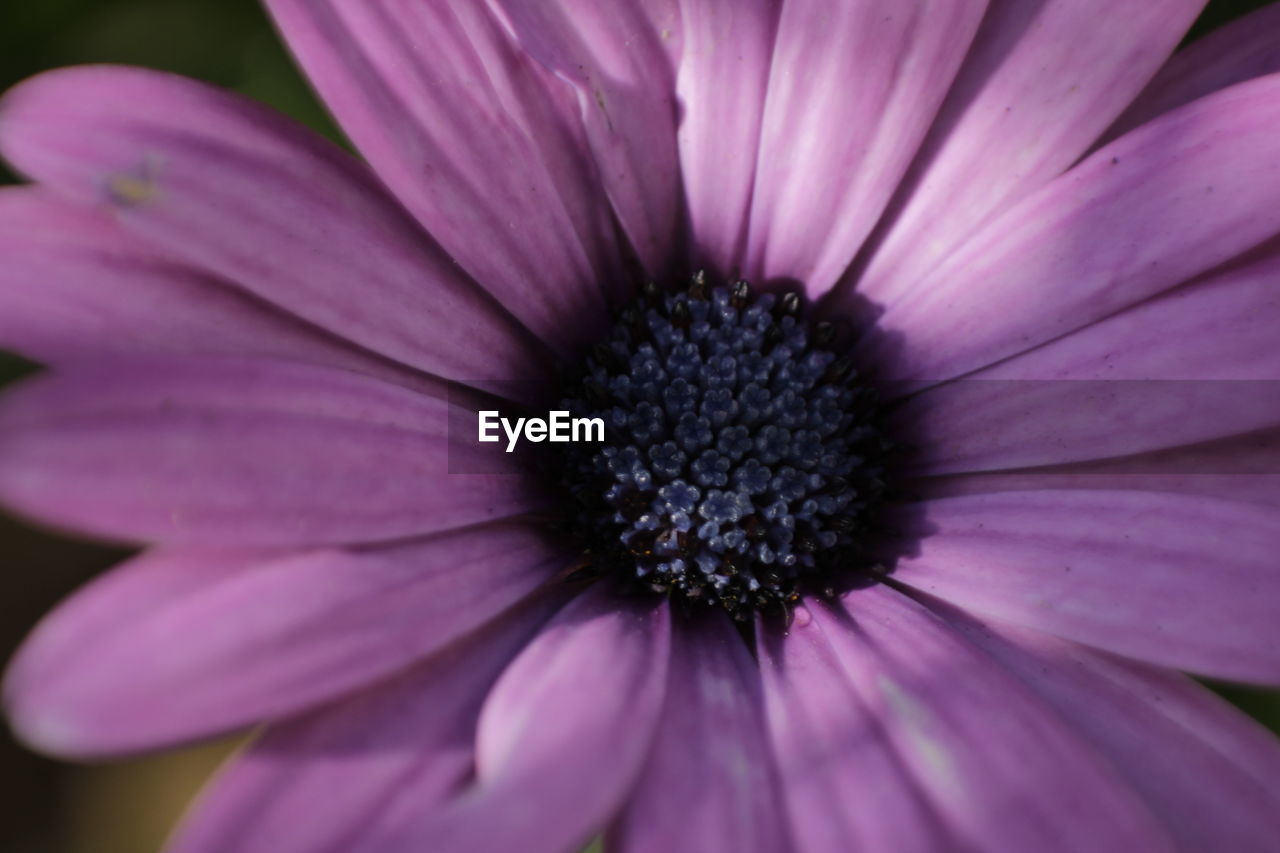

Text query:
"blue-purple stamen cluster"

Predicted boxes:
[[560, 276, 886, 618]]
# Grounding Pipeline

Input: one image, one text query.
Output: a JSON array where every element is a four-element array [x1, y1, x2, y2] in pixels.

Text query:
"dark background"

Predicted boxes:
[[1, 1, 1277, 850]]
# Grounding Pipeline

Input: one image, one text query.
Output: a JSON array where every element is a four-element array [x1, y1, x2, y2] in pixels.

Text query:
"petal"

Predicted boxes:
[[492, 0, 682, 275], [859, 73, 1280, 384], [902, 381, 1280, 477], [0, 359, 539, 546], [928, 473, 1280, 508], [0, 188, 429, 390], [0, 66, 547, 382], [266, 0, 622, 342], [901, 247, 1280, 475], [362, 587, 670, 853], [822, 587, 1172, 851], [1095, 654, 1280, 794], [168, 593, 564, 853], [0, 357, 445, 432], [4, 523, 565, 757], [674, 0, 779, 275], [916, 426, 1280, 508], [743, 0, 986, 297], [893, 490, 1280, 682], [1107, 4, 1280, 143], [930, 604, 1280, 852], [852, 0, 1204, 307], [978, 244, 1280, 381], [611, 612, 789, 853], [758, 607, 953, 853]]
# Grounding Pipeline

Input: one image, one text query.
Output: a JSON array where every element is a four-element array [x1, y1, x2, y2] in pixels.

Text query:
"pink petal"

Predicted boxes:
[[859, 73, 1280, 384], [823, 587, 1172, 851], [491, 0, 682, 275], [362, 587, 670, 853], [266, 0, 622, 342], [1106, 4, 1280, 143], [0, 359, 539, 546], [675, 0, 779, 276], [931, 604, 1280, 852], [610, 612, 790, 853], [758, 606, 952, 853], [168, 593, 564, 853], [0, 66, 546, 382], [0, 188, 429, 391], [743, 0, 986, 297], [4, 523, 564, 757], [852, 0, 1204, 308], [893, 490, 1280, 682]]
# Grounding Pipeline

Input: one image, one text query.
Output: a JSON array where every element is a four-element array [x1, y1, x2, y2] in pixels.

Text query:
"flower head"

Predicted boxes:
[[2, 2, 1280, 851], [557, 279, 887, 615]]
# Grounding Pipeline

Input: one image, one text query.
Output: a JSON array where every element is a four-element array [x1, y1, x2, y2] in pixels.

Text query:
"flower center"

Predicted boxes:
[[558, 275, 888, 619]]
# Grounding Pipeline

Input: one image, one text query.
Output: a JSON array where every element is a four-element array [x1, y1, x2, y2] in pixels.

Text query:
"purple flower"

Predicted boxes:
[[3, 2, 1280, 852]]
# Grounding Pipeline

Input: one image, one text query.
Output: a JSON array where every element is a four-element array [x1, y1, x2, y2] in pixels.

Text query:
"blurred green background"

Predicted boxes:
[[0, 0, 1278, 851]]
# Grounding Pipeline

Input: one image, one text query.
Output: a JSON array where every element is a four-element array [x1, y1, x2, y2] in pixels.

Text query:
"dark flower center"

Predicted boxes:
[[558, 275, 888, 619]]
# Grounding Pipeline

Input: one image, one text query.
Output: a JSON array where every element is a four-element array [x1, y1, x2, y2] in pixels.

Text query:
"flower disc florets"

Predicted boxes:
[[560, 274, 888, 618]]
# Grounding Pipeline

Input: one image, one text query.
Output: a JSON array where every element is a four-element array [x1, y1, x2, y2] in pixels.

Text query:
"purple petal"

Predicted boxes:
[[894, 490, 1280, 682], [0, 66, 547, 382], [757, 606, 952, 853], [266, 0, 623, 342], [363, 587, 670, 853], [917, 426, 1280, 508], [853, 0, 1204, 308], [929, 473, 1280, 507], [0, 188, 430, 391], [930, 603, 1280, 852], [900, 245, 1280, 474], [743, 0, 986, 297], [1107, 4, 1280, 143], [168, 593, 564, 853], [923, 472, 1280, 510], [979, 244, 1280, 381], [822, 587, 1172, 851], [610, 612, 790, 853], [859, 73, 1280, 384], [492, 0, 682, 275], [675, 0, 779, 276], [4, 523, 565, 757], [0, 359, 539, 545], [0, 357, 445, 432], [903, 380, 1280, 478], [1097, 652, 1280, 794], [903, 379, 1280, 477]]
